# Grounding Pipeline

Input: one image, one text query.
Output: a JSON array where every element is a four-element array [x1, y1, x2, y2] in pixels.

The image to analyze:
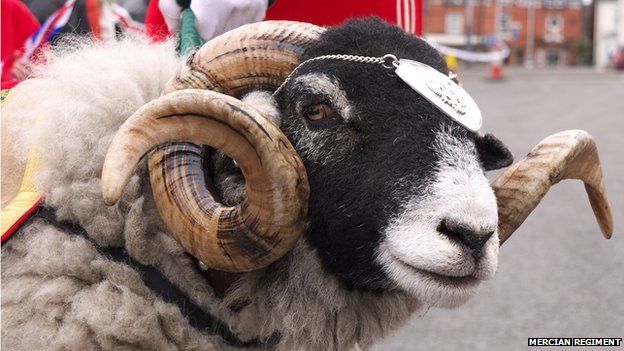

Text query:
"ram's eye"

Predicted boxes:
[[304, 104, 333, 121]]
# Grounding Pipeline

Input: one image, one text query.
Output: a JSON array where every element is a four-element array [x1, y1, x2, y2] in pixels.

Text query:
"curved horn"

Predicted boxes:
[[103, 21, 324, 271], [493, 130, 613, 245], [166, 20, 325, 96], [102, 89, 309, 271]]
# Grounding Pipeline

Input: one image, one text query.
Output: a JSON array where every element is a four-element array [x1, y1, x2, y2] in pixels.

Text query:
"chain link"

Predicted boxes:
[[272, 54, 398, 97]]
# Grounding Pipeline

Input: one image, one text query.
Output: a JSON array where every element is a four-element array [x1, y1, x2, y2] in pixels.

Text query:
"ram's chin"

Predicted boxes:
[[382, 256, 482, 308]]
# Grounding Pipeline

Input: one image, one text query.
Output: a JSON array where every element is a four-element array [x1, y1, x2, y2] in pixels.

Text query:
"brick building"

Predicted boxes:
[[424, 0, 587, 66]]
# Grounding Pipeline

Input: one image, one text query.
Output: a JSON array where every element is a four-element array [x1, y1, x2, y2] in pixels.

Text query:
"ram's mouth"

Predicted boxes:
[[390, 253, 480, 287]]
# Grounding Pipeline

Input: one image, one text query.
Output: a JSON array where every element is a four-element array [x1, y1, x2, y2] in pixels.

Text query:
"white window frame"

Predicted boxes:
[[544, 13, 564, 42], [445, 12, 464, 35]]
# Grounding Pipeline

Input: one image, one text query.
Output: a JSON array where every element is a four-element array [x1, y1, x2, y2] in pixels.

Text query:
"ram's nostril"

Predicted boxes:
[[437, 220, 494, 257]]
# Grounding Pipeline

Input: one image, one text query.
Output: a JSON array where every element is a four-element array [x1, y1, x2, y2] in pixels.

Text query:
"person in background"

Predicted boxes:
[[145, 0, 273, 42], [26, 0, 146, 45], [53, 0, 118, 40], [21, 0, 96, 43], [145, 0, 422, 43], [1, 0, 40, 89]]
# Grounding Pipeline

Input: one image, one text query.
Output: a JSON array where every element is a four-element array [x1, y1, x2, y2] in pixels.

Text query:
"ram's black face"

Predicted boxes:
[[210, 19, 512, 307], [274, 19, 513, 306]]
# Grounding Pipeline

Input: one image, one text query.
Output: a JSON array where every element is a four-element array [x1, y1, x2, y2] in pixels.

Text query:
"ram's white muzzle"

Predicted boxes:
[[378, 130, 499, 307]]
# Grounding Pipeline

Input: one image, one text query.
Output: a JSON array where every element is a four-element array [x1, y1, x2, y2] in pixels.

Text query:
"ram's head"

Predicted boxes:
[[102, 19, 612, 307]]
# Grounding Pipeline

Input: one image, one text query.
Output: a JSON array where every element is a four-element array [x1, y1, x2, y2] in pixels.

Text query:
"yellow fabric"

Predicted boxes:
[[1, 89, 43, 238], [0, 89, 10, 102], [1, 149, 42, 236]]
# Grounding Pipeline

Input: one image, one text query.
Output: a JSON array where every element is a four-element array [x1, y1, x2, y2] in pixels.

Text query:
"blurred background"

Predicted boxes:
[[421, 0, 624, 70], [376, 0, 624, 351], [372, 1, 624, 348], [3, 0, 624, 75], [2, 0, 624, 87], [376, 67, 624, 350], [2, 0, 622, 349]]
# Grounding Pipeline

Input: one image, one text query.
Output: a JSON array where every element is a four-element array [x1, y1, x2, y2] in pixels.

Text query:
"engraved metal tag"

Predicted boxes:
[[395, 59, 482, 132]]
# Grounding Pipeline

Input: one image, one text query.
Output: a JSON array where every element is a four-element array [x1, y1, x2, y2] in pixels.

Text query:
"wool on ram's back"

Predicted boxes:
[[1, 36, 419, 351], [1, 37, 226, 350]]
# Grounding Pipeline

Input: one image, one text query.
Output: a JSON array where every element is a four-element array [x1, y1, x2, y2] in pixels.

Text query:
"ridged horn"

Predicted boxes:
[[103, 90, 309, 271], [166, 20, 325, 95], [103, 21, 324, 272], [493, 130, 614, 245]]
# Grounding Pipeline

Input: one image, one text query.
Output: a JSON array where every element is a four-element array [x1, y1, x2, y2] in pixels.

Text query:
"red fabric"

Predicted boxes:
[[86, 0, 102, 39], [1, 0, 40, 86], [414, 0, 423, 35], [265, 0, 422, 35], [1, 198, 42, 245], [143, 0, 424, 42], [1, 79, 20, 90], [145, 0, 171, 42], [265, 0, 397, 27]]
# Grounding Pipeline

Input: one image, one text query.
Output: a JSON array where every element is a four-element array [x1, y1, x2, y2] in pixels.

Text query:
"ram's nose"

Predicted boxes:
[[437, 220, 494, 258]]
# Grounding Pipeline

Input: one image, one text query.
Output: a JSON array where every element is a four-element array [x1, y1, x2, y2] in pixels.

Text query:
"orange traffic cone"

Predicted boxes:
[[488, 61, 505, 81]]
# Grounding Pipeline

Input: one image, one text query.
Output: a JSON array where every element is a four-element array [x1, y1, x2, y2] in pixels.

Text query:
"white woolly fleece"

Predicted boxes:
[[2, 37, 422, 351], [2, 37, 233, 351], [2, 220, 225, 351]]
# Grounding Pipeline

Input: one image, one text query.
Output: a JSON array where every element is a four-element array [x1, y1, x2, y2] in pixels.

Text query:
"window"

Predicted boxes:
[[544, 14, 564, 42], [445, 12, 464, 35], [499, 13, 512, 34], [546, 14, 563, 30]]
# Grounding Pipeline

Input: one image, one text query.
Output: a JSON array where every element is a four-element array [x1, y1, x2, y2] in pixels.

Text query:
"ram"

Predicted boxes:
[[1, 19, 613, 351]]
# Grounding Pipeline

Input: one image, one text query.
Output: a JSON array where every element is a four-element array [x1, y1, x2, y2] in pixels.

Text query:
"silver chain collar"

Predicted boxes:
[[272, 54, 399, 97], [269, 53, 476, 131]]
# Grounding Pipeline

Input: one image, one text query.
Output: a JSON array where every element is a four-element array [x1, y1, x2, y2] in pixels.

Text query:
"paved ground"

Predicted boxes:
[[375, 68, 624, 351]]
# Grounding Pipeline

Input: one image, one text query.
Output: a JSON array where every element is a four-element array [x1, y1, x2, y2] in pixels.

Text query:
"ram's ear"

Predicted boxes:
[[475, 133, 514, 171]]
